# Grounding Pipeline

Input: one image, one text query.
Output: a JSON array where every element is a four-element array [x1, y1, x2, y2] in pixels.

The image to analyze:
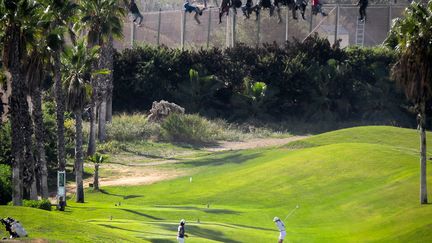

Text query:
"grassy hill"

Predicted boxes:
[[1, 126, 431, 242]]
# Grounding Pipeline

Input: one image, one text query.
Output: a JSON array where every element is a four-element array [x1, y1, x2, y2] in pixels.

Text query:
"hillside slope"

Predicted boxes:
[[2, 126, 431, 242]]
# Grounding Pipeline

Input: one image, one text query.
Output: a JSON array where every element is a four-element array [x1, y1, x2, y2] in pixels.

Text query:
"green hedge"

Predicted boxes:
[[113, 34, 413, 126]]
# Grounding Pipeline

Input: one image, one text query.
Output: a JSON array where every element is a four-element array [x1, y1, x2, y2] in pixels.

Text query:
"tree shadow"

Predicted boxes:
[[99, 189, 143, 200], [181, 151, 262, 167], [154, 205, 241, 215], [120, 208, 164, 220], [158, 223, 241, 243]]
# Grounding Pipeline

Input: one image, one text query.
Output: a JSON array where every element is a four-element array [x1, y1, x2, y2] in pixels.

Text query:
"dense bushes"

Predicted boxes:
[[22, 199, 52, 211], [0, 164, 11, 205], [114, 35, 413, 126]]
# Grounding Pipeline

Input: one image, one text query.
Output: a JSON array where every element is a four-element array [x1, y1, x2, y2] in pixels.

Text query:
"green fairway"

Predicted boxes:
[[1, 126, 432, 242]]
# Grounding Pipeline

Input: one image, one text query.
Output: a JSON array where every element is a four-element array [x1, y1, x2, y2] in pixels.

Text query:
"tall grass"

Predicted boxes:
[[106, 113, 161, 142]]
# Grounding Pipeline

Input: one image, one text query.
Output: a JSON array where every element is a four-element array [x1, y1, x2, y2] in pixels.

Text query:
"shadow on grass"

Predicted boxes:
[[158, 223, 241, 243], [147, 239, 175, 243], [181, 151, 262, 167], [154, 205, 240, 215], [99, 189, 143, 200], [120, 208, 164, 220]]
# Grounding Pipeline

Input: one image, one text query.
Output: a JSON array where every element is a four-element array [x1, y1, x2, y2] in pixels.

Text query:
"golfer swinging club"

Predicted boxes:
[[177, 219, 188, 242], [273, 217, 286, 243]]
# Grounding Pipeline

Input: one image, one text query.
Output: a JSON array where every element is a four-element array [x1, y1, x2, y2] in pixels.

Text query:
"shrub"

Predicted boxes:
[[22, 199, 52, 211], [0, 122, 11, 166], [161, 113, 221, 144], [0, 164, 11, 205], [106, 113, 161, 141]]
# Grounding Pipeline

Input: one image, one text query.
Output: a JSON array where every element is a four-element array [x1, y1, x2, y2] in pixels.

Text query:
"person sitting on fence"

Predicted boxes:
[[311, 0, 327, 16], [184, 0, 206, 24], [274, 0, 297, 23], [256, 0, 275, 18], [357, 0, 368, 22], [241, 0, 259, 19], [129, 0, 143, 26]]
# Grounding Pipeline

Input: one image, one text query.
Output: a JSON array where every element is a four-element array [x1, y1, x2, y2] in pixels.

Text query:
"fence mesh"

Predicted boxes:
[[115, 3, 410, 50]]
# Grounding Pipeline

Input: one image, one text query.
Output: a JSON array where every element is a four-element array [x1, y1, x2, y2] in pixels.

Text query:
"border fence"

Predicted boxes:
[[114, 2, 411, 50]]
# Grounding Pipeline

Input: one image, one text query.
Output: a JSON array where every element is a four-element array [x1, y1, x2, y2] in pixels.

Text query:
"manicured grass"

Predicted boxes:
[[2, 126, 432, 242]]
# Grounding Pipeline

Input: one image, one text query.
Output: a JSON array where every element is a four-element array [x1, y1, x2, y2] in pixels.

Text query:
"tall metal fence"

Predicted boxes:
[[114, 3, 410, 50]]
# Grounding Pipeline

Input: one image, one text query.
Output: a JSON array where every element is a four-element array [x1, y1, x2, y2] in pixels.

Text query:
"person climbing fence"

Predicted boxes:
[[184, 0, 207, 24], [357, 0, 368, 22], [311, 0, 327, 16], [129, 0, 143, 26]]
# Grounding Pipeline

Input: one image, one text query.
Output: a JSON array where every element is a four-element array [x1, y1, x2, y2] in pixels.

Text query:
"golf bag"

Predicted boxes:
[[1, 217, 27, 238]]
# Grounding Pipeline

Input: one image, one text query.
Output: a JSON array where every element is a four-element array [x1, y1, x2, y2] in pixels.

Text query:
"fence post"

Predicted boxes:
[[285, 7, 289, 42], [226, 8, 230, 48], [131, 21, 135, 47], [334, 5, 339, 45], [231, 9, 236, 47], [181, 10, 186, 50], [256, 13, 260, 47], [309, 7, 313, 33], [157, 8, 162, 46], [388, 2, 392, 32], [207, 9, 212, 48]]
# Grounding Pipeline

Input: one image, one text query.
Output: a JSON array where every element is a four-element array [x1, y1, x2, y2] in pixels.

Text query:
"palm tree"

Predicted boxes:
[[25, 47, 49, 199], [87, 152, 108, 191], [39, 0, 78, 203], [386, 1, 432, 204], [0, 0, 41, 205], [61, 40, 100, 203], [77, 0, 125, 146]]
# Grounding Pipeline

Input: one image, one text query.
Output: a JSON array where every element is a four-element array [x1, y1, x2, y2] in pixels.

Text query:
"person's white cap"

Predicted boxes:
[[273, 217, 279, 222], [180, 219, 185, 224]]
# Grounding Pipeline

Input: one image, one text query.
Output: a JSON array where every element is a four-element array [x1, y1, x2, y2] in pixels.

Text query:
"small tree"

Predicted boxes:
[[87, 153, 108, 191]]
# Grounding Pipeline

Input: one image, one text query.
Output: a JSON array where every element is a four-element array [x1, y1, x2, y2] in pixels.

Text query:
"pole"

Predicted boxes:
[[285, 7, 289, 42], [226, 8, 230, 48], [309, 7, 313, 33], [181, 10, 186, 50], [334, 5, 339, 45], [207, 9, 212, 48], [157, 8, 162, 46], [256, 13, 260, 47], [388, 2, 392, 32], [231, 9, 236, 47], [131, 21, 135, 47]]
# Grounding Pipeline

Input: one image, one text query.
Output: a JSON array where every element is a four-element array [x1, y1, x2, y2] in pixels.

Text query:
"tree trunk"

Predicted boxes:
[[32, 87, 49, 199], [54, 53, 66, 172], [419, 104, 428, 204], [75, 109, 84, 203], [98, 98, 107, 142], [106, 94, 112, 123], [8, 27, 25, 205], [93, 163, 99, 191], [87, 102, 97, 156], [106, 37, 114, 123], [30, 180, 38, 200]]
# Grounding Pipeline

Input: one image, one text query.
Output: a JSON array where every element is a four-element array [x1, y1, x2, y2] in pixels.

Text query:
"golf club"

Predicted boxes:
[[284, 205, 299, 221]]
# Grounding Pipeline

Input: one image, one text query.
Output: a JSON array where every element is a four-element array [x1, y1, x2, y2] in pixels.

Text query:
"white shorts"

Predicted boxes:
[[279, 230, 286, 240], [177, 237, 185, 243]]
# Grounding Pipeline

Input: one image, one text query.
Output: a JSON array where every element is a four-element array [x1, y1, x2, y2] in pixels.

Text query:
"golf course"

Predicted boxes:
[[1, 126, 431, 242]]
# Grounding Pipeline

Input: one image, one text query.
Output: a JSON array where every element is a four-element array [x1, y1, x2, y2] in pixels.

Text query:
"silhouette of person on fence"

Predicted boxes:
[[312, 0, 327, 16], [357, 0, 368, 22], [242, 0, 259, 20], [129, 0, 143, 26]]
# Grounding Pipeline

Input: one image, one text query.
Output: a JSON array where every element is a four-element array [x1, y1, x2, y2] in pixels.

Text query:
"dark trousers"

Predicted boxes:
[[359, 4, 367, 20]]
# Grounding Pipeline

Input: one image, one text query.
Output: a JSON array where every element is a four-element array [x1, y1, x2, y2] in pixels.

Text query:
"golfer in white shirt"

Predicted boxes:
[[273, 217, 286, 243]]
